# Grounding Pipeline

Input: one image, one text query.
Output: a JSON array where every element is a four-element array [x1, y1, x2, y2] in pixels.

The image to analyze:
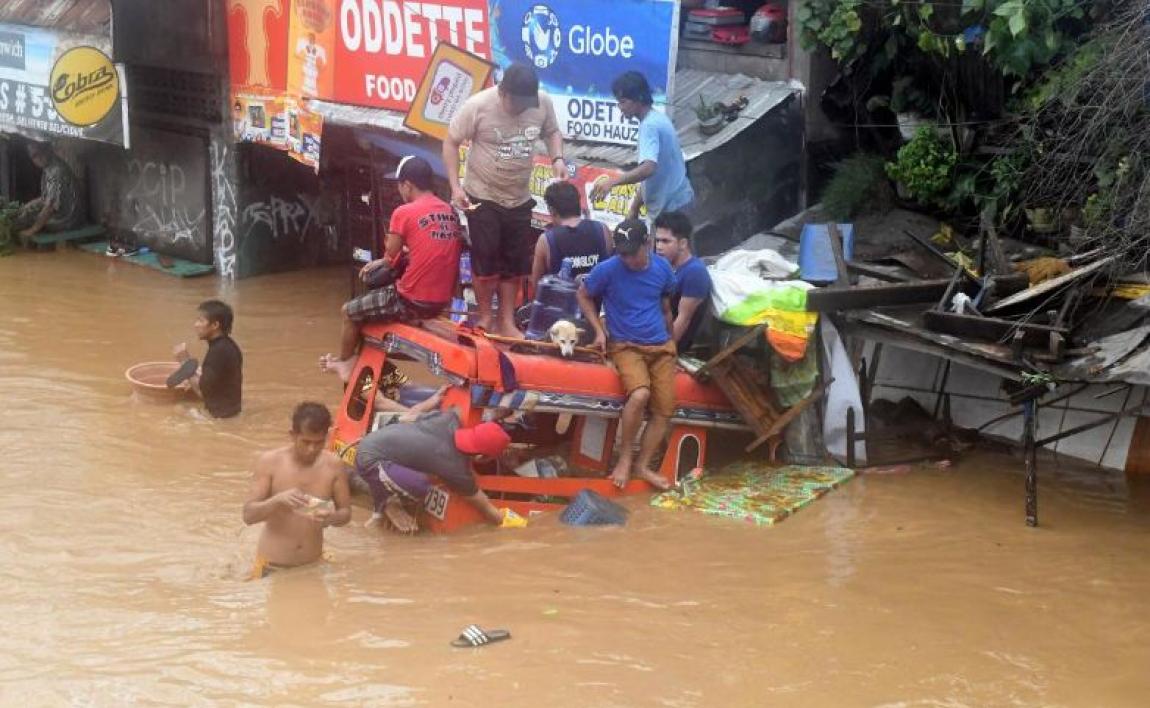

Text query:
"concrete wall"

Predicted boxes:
[[691, 94, 804, 257], [231, 144, 344, 278], [86, 126, 213, 262]]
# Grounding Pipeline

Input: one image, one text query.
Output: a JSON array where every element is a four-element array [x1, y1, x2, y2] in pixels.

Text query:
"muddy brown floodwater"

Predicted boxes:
[[2, 250, 1150, 706]]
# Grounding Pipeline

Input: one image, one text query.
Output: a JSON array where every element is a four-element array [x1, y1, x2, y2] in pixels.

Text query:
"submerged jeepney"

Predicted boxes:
[[330, 320, 743, 532]]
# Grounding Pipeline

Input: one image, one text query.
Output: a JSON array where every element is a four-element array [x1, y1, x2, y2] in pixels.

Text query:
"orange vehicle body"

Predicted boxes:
[[331, 320, 742, 532]]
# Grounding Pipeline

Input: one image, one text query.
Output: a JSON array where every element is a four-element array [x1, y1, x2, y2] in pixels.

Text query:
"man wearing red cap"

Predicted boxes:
[[352, 410, 523, 532]]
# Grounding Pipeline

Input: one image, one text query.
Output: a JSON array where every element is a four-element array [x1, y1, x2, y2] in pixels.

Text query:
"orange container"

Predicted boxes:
[[125, 362, 193, 403]]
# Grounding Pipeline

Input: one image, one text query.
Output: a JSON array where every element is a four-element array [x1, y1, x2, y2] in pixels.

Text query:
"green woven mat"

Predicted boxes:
[[79, 242, 215, 278], [650, 463, 855, 526], [30, 225, 105, 247]]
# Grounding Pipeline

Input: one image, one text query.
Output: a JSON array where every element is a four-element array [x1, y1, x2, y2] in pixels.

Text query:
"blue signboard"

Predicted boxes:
[[489, 0, 679, 145]]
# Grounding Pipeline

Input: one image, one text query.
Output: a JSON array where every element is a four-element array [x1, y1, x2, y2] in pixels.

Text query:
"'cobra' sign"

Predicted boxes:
[[50, 46, 120, 127]]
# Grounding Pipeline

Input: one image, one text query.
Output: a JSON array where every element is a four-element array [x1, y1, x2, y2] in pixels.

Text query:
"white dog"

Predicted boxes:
[[548, 319, 582, 357]]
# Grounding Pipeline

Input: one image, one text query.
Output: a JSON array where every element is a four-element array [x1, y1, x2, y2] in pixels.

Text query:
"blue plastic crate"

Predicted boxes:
[[560, 489, 629, 526]]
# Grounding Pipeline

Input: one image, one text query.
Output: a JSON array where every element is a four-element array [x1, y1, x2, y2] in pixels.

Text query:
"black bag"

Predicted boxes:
[[363, 256, 407, 290]]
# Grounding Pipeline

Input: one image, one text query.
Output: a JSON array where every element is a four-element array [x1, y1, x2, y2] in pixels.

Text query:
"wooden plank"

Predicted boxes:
[[29, 224, 105, 248], [1126, 415, 1150, 475], [903, 229, 960, 272], [77, 241, 215, 277], [827, 223, 851, 287], [847, 260, 913, 283], [745, 384, 826, 454], [696, 323, 767, 376], [923, 310, 1068, 347], [806, 279, 955, 312], [481, 332, 606, 360], [987, 256, 1116, 313]]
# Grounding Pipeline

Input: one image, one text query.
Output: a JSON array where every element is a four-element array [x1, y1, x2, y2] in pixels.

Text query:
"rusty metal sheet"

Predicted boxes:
[[0, 0, 111, 36]]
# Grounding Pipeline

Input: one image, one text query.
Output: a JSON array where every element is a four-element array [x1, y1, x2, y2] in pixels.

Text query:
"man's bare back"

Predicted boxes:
[[243, 445, 351, 569]]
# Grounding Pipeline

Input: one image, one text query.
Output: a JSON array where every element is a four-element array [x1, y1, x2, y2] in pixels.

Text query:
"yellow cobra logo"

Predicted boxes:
[[50, 46, 119, 127]]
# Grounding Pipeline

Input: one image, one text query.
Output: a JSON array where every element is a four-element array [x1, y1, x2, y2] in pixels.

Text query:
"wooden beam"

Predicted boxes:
[[847, 261, 913, 283], [806, 278, 955, 312], [987, 256, 1116, 313], [922, 310, 1069, 347], [828, 223, 851, 287], [696, 323, 767, 376]]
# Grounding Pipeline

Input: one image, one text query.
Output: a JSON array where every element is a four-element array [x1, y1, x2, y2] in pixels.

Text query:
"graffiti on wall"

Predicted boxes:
[[210, 140, 237, 279], [124, 159, 206, 246], [239, 194, 314, 243]]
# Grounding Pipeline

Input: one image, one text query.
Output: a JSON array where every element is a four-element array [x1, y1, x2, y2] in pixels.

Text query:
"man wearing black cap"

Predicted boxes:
[[321, 156, 463, 382], [443, 62, 566, 338], [577, 219, 678, 491]]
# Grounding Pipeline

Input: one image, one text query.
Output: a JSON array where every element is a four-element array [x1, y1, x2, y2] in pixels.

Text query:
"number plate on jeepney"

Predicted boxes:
[[424, 487, 450, 520]]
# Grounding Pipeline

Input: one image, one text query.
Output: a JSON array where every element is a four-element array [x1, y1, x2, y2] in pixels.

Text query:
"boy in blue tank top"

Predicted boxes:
[[531, 180, 612, 291]]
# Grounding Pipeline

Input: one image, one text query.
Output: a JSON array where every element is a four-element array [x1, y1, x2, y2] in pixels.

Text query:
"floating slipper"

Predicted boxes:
[[451, 624, 511, 648], [166, 358, 199, 388]]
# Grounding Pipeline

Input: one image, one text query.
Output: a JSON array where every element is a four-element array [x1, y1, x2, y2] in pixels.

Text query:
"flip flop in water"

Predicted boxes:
[[451, 624, 511, 648], [166, 358, 199, 388]]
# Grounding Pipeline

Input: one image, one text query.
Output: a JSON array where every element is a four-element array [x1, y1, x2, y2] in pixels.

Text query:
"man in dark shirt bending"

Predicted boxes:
[[175, 300, 243, 418]]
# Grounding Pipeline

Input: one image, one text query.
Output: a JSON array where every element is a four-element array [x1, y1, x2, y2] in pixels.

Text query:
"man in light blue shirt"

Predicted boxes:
[[590, 72, 695, 222]]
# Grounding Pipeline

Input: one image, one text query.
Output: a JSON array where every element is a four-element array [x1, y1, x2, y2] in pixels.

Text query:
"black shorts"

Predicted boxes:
[[466, 195, 536, 279]]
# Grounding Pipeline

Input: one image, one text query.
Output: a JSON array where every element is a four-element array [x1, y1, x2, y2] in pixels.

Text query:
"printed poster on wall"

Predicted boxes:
[[524, 157, 643, 230], [0, 23, 129, 146], [489, 0, 679, 145], [228, 0, 327, 169], [403, 42, 494, 140], [232, 90, 324, 169], [457, 145, 642, 230]]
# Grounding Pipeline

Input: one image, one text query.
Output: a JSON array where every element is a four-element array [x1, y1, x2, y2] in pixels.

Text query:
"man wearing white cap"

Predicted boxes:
[[321, 156, 463, 382]]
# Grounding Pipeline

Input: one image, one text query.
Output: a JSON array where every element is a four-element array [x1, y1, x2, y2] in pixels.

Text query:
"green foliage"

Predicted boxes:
[[797, 0, 864, 62], [822, 154, 895, 220], [983, 0, 1085, 77], [0, 200, 21, 256], [885, 127, 958, 206], [798, 0, 1087, 78]]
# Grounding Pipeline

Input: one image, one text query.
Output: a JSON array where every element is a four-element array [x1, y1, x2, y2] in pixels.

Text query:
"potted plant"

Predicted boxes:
[[695, 95, 724, 136], [885, 127, 957, 207]]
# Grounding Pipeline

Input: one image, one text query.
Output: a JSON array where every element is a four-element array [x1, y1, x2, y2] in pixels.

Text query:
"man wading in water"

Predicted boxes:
[[243, 403, 350, 579]]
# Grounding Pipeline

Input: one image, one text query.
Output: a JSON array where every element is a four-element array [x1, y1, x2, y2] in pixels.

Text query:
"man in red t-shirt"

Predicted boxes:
[[321, 156, 462, 382]]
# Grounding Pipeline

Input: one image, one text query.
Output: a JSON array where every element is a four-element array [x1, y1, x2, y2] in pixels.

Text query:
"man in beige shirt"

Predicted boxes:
[[444, 62, 566, 337]]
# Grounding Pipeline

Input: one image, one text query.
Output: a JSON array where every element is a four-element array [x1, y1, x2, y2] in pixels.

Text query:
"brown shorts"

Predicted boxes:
[[609, 341, 678, 418]]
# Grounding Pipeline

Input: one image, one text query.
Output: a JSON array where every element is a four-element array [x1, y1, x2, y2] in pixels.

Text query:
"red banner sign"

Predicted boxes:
[[228, 0, 492, 113], [334, 0, 490, 109]]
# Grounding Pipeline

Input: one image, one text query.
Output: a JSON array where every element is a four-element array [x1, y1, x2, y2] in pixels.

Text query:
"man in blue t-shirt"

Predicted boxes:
[[589, 72, 695, 222], [578, 219, 677, 491], [653, 210, 713, 353]]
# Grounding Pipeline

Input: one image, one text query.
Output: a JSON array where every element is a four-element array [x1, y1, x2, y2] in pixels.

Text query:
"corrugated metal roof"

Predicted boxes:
[[0, 0, 111, 36], [312, 69, 802, 169], [569, 70, 802, 168], [306, 99, 419, 137]]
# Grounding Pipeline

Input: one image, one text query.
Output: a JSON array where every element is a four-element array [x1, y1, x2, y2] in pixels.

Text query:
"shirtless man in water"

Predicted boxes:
[[243, 402, 351, 578]]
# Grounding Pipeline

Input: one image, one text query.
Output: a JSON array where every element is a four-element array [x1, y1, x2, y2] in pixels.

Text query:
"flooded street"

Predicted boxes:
[[2, 251, 1150, 707]]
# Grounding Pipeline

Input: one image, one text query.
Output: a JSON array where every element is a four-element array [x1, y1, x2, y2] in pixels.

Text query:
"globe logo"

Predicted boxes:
[[521, 4, 561, 69]]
